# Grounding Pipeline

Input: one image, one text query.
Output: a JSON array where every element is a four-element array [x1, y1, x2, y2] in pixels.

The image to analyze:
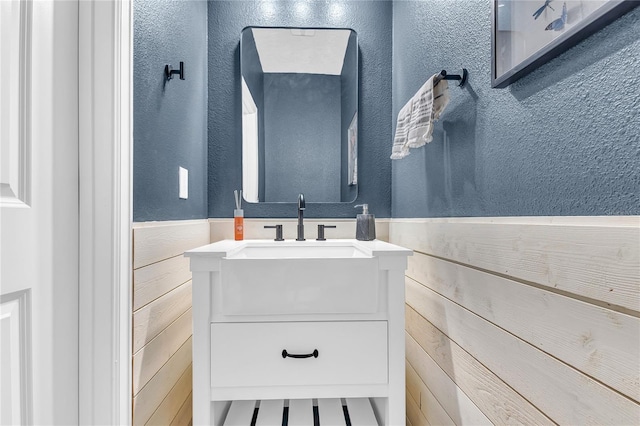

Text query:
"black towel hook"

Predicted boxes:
[[165, 62, 185, 81], [434, 68, 468, 87]]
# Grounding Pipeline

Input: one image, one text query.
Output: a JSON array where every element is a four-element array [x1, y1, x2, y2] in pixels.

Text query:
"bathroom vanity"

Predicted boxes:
[[185, 239, 411, 425]]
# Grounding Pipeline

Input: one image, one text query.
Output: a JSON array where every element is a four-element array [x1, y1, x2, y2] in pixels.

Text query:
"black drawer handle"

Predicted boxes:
[[282, 349, 319, 359]]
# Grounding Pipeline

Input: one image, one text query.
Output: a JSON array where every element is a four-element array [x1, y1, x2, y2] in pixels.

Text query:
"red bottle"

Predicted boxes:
[[234, 209, 244, 241]]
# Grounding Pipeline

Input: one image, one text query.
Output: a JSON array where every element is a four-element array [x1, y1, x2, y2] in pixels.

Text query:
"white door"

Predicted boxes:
[[1, 1, 79, 424]]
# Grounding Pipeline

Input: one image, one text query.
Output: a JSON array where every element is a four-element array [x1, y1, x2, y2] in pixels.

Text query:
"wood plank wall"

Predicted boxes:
[[132, 220, 210, 426], [390, 217, 640, 426]]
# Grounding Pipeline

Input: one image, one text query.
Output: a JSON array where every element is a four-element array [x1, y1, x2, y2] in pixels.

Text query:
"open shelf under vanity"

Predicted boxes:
[[222, 397, 378, 426]]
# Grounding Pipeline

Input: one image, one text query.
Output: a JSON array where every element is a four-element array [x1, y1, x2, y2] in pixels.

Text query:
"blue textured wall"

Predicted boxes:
[[263, 73, 342, 202], [392, 0, 640, 217], [133, 0, 208, 221], [208, 0, 393, 218], [134, 0, 637, 220]]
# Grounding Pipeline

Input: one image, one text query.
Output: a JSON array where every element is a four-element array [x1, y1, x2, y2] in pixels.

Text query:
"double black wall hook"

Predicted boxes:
[[165, 62, 185, 81], [434, 68, 468, 87]]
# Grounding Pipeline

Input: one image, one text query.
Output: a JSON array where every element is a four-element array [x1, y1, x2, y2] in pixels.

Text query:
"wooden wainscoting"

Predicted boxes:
[[390, 217, 640, 425], [132, 220, 209, 426]]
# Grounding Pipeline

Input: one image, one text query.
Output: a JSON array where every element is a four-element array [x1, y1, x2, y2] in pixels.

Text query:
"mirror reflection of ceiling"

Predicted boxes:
[[252, 28, 351, 75]]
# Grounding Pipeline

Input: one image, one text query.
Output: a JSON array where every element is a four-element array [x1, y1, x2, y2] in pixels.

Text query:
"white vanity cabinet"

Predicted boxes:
[[186, 239, 411, 426]]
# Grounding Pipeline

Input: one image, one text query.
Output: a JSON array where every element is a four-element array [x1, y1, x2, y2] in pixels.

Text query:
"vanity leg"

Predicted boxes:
[[192, 272, 212, 426], [387, 269, 406, 426]]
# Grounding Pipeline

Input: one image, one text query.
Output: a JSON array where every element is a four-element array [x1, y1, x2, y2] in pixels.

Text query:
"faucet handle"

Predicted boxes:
[[264, 225, 284, 241], [316, 224, 337, 241]]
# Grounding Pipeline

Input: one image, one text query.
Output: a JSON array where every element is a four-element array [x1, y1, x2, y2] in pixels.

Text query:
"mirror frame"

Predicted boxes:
[[240, 26, 358, 204]]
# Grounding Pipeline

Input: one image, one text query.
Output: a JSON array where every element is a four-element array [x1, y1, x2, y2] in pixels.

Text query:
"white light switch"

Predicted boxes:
[[179, 167, 188, 199]]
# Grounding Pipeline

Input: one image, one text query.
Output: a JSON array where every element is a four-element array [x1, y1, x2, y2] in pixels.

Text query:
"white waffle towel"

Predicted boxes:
[[390, 98, 413, 159], [391, 74, 450, 159]]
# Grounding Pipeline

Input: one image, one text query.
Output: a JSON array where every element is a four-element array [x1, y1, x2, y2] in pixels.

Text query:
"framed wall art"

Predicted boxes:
[[492, 0, 638, 88]]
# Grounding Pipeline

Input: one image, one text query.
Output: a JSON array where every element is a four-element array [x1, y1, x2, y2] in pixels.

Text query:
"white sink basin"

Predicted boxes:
[[226, 241, 370, 259], [220, 241, 379, 315]]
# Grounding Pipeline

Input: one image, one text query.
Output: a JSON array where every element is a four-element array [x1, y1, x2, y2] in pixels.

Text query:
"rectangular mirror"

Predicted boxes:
[[241, 27, 358, 203]]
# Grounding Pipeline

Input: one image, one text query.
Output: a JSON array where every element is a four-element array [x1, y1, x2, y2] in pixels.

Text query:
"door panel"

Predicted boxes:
[[0, 290, 30, 425], [0, 0, 30, 207], [0, 0, 78, 424]]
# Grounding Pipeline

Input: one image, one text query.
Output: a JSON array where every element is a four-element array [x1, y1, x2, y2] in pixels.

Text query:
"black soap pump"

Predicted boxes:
[[355, 204, 376, 241]]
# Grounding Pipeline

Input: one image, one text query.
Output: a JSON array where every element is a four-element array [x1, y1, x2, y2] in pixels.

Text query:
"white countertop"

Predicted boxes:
[[184, 238, 413, 258]]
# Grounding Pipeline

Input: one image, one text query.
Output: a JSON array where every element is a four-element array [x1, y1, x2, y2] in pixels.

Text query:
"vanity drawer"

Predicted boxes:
[[210, 321, 387, 388]]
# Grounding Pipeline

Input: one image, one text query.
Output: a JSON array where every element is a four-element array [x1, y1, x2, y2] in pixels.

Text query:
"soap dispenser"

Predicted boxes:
[[355, 204, 376, 241]]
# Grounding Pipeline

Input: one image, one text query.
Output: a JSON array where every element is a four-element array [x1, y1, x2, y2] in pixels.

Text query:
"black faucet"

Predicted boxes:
[[296, 193, 305, 241]]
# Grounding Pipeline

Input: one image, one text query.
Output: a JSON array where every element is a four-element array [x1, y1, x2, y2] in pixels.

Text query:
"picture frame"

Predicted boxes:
[[492, 0, 638, 88], [347, 112, 357, 186]]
